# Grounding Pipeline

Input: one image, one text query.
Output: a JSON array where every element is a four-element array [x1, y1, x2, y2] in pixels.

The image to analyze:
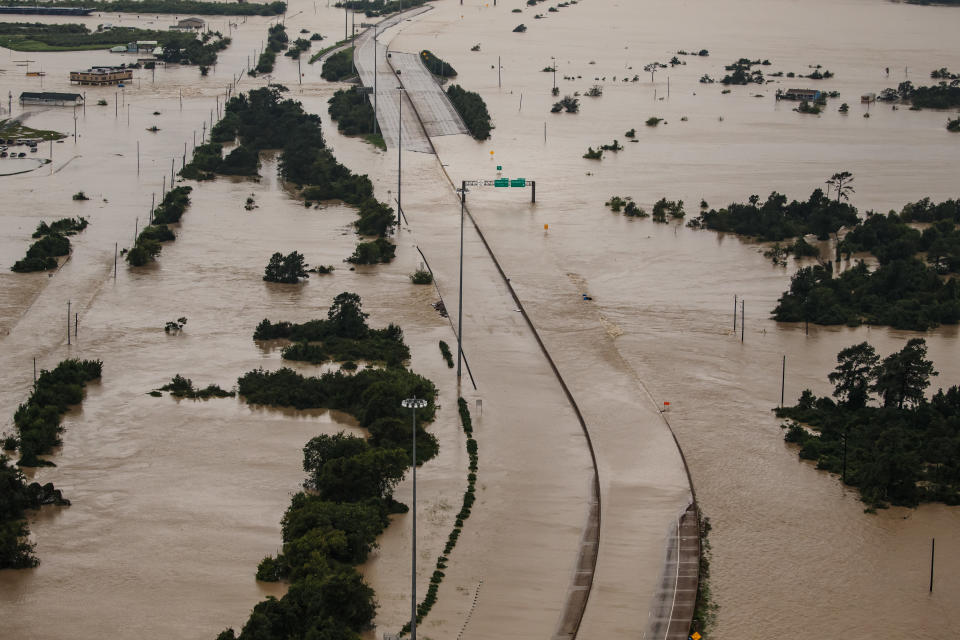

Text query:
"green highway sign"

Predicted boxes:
[[494, 178, 509, 187], [510, 178, 526, 187]]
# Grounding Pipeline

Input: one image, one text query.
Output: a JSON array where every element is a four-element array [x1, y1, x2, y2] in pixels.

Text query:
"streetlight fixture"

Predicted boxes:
[[397, 85, 404, 230], [401, 396, 428, 640]]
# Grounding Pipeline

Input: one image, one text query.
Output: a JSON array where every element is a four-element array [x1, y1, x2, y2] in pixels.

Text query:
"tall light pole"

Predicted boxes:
[[401, 396, 428, 640], [397, 85, 404, 230], [457, 181, 468, 380], [551, 56, 556, 91], [373, 24, 378, 133]]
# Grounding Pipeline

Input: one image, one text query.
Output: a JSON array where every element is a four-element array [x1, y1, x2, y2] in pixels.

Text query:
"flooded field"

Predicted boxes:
[[1, 0, 959, 638]]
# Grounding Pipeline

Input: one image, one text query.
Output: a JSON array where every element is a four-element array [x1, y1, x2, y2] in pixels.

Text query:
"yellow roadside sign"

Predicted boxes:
[[691, 632, 702, 640]]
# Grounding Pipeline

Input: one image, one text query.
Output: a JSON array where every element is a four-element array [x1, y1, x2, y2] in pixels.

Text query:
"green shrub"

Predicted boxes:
[[438, 340, 453, 367], [410, 269, 433, 284], [420, 49, 456, 77]]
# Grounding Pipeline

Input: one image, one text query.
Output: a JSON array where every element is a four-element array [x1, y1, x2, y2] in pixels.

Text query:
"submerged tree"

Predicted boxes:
[[871, 338, 937, 409], [825, 171, 855, 203], [828, 342, 879, 409], [264, 251, 309, 284]]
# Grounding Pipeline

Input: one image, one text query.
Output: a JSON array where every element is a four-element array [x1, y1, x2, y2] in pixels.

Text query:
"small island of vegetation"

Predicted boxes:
[[254, 292, 410, 367], [11, 216, 88, 272], [182, 87, 395, 264], [776, 339, 959, 508], [420, 49, 456, 77], [220, 294, 440, 638], [126, 186, 192, 267], [446, 85, 493, 140]]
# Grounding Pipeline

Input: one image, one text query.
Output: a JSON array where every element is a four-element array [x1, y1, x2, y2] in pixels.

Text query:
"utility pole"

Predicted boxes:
[[458, 181, 466, 380], [780, 355, 786, 407], [733, 294, 737, 332], [551, 55, 556, 91], [741, 299, 745, 342], [498, 55, 501, 88], [67, 300, 71, 345], [397, 87, 403, 230]]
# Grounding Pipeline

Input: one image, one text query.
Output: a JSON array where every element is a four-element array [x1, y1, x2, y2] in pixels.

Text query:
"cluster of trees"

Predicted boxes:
[[0, 455, 70, 569], [687, 188, 859, 241], [186, 87, 394, 263], [127, 187, 192, 266], [33, 216, 87, 237], [160, 31, 229, 69], [420, 49, 456, 77], [652, 197, 685, 222], [321, 47, 355, 82], [447, 85, 492, 140], [221, 303, 441, 640], [772, 259, 960, 330], [10, 359, 102, 468], [263, 251, 309, 284], [839, 211, 960, 273], [605, 196, 647, 217], [255, 292, 410, 367], [157, 374, 233, 399], [237, 363, 436, 421], [720, 58, 769, 85], [328, 86, 375, 136], [335, 0, 429, 16], [777, 339, 960, 507], [11, 216, 88, 272], [3, 0, 286, 14], [347, 238, 396, 264], [10, 218, 79, 273], [551, 95, 579, 113], [878, 77, 960, 109], [180, 141, 257, 178], [284, 37, 311, 59], [151, 186, 192, 224]]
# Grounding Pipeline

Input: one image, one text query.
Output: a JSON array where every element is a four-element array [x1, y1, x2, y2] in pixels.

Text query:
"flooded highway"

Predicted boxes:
[[1, 0, 959, 638]]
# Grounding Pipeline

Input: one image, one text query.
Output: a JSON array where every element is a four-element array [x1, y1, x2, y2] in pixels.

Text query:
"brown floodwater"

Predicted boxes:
[[1, 0, 959, 638]]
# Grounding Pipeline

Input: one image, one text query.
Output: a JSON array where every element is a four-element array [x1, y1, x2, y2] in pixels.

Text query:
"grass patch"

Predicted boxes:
[[0, 118, 65, 141]]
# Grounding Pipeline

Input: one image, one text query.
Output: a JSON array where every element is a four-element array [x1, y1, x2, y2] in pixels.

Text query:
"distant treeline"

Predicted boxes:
[[687, 189, 858, 241], [683, 178, 960, 331], [878, 73, 960, 109], [181, 87, 395, 264], [334, 0, 429, 17], [447, 84, 493, 140], [777, 339, 959, 508], [1, 0, 286, 15], [0, 22, 197, 51]]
